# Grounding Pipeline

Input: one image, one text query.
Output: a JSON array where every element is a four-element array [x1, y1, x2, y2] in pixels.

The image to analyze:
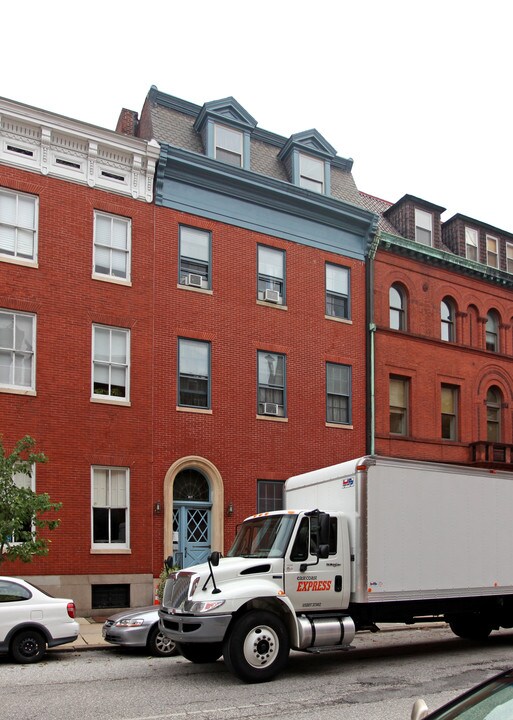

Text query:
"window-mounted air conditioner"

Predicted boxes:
[[185, 273, 203, 288], [263, 402, 279, 416], [264, 289, 281, 303]]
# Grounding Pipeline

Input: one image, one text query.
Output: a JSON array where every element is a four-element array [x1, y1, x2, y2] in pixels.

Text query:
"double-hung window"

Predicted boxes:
[[92, 466, 129, 549], [486, 235, 498, 268], [390, 376, 409, 435], [465, 227, 479, 261], [7, 466, 35, 544], [299, 154, 324, 193], [389, 284, 406, 330], [0, 188, 38, 262], [92, 325, 130, 400], [179, 226, 211, 289], [258, 245, 285, 304], [415, 209, 432, 246], [257, 480, 284, 512], [93, 212, 131, 281], [441, 385, 458, 440], [326, 264, 350, 319], [507, 243, 513, 273], [258, 351, 286, 417], [326, 363, 351, 424], [215, 124, 243, 167], [178, 338, 210, 408], [0, 310, 35, 391], [441, 298, 456, 342]]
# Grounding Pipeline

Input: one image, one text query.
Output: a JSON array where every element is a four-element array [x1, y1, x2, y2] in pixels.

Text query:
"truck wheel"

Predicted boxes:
[[448, 614, 492, 641], [223, 610, 290, 683], [176, 642, 222, 663]]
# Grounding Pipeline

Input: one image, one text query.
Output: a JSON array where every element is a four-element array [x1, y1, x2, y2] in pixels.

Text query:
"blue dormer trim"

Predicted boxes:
[[279, 129, 338, 196], [194, 97, 257, 171]]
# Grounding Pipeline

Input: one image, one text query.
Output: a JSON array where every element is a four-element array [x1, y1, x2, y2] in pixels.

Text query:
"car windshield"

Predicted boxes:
[[227, 514, 297, 559], [430, 675, 513, 719]]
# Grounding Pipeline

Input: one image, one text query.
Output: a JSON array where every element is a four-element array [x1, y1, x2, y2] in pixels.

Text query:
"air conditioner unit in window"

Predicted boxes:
[[185, 273, 203, 288], [264, 289, 280, 303], [263, 402, 279, 416]]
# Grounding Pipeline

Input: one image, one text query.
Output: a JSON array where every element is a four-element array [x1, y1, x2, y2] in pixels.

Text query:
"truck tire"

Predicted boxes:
[[448, 614, 492, 641], [223, 610, 290, 683], [176, 642, 222, 663]]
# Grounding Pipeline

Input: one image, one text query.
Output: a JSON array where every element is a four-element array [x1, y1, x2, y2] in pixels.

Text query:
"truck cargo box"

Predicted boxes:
[[285, 456, 513, 605]]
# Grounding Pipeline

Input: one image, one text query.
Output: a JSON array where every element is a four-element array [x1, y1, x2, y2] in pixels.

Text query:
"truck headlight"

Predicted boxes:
[[184, 599, 225, 613]]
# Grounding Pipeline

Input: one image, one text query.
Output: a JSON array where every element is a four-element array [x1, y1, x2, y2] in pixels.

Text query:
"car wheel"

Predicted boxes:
[[10, 629, 47, 664], [147, 625, 178, 657]]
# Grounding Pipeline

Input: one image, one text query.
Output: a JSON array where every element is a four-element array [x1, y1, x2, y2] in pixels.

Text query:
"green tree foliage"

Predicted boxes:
[[0, 435, 61, 564]]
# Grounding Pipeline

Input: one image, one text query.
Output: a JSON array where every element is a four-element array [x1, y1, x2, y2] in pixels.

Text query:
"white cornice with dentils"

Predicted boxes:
[[0, 96, 160, 202]]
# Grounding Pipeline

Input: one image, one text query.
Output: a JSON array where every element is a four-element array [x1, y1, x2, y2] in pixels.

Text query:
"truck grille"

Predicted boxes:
[[164, 573, 194, 610]]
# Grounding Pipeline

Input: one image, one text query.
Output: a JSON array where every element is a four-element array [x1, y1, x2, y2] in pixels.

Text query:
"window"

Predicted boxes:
[[0, 579, 31, 602], [441, 385, 458, 440], [93, 212, 131, 281], [258, 245, 285, 304], [441, 298, 456, 342], [415, 209, 432, 246], [257, 481, 284, 513], [486, 235, 499, 268], [6, 466, 35, 544], [486, 387, 502, 442], [92, 325, 130, 400], [389, 284, 406, 330], [0, 188, 38, 262], [258, 351, 285, 417], [326, 264, 350, 319], [0, 310, 35, 390], [507, 243, 513, 274], [179, 226, 211, 289], [390, 376, 409, 435], [178, 338, 210, 408], [215, 124, 243, 167], [326, 363, 351, 424], [486, 311, 499, 352], [299, 154, 324, 193], [92, 467, 129, 548], [465, 227, 479, 261]]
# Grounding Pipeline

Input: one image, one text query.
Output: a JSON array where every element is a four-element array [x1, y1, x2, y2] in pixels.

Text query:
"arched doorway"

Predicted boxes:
[[173, 468, 211, 567], [163, 457, 224, 569]]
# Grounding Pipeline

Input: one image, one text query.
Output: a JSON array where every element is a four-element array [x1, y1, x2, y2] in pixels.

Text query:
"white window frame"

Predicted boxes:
[[415, 209, 433, 246], [91, 325, 130, 402], [507, 243, 513, 274], [0, 187, 38, 265], [0, 309, 36, 392], [257, 245, 285, 304], [215, 124, 243, 167], [299, 153, 324, 193], [465, 227, 479, 261], [91, 466, 130, 550], [326, 263, 350, 319], [93, 211, 131, 283], [486, 235, 499, 268]]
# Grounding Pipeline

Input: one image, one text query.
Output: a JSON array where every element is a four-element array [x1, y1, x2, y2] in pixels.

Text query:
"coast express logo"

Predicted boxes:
[[296, 575, 332, 592]]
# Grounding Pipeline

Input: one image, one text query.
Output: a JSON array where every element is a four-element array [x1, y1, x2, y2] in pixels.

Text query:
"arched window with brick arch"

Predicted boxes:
[[486, 386, 502, 442], [389, 283, 407, 331], [486, 310, 500, 352], [441, 297, 456, 342]]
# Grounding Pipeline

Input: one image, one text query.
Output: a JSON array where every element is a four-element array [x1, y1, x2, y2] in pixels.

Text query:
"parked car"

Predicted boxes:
[[411, 668, 513, 719], [0, 575, 79, 664], [102, 606, 178, 657]]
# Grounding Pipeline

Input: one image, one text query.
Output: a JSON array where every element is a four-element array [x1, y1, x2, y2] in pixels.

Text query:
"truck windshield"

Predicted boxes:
[[227, 514, 297, 559]]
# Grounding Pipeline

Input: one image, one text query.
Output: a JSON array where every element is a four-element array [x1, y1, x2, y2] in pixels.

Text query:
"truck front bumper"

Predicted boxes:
[[159, 611, 232, 644]]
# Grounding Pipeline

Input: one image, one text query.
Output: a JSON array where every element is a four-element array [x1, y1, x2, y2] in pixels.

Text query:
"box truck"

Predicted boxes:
[[159, 456, 513, 682]]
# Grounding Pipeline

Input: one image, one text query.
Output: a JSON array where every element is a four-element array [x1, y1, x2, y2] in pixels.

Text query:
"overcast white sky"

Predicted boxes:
[[2, 1, 511, 231]]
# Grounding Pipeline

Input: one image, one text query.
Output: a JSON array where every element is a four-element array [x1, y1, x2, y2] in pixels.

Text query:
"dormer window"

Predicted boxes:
[[215, 124, 243, 167], [299, 154, 324, 193], [415, 209, 432, 246]]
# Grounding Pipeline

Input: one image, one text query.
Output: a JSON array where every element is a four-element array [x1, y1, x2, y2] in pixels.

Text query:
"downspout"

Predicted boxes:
[[366, 228, 381, 456]]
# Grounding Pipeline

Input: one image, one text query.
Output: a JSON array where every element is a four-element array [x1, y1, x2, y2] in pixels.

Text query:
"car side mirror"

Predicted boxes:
[[318, 544, 329, 559], [209, 551, 222, 567], [411, 699, 429, 720]]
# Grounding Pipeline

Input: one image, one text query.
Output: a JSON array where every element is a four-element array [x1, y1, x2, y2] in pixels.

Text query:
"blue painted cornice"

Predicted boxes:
[[278, 129, 337, 161], [194, 97, 257, 133]]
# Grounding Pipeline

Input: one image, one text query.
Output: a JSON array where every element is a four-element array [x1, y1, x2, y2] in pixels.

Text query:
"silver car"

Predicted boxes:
[[102, 606, 178, 657]]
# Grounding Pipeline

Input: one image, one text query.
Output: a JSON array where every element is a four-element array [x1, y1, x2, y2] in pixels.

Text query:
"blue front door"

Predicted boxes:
[[172, 468, 212, 569]]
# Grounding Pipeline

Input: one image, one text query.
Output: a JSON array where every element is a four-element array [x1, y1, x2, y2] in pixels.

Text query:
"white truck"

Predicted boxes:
[[159, 456, 513, 682]]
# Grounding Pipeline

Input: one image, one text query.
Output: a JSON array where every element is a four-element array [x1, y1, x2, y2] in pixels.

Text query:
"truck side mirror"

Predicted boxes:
[[319, 513, 330, 546], [318, 544, 329, 559], [209, 551, 222, 567]]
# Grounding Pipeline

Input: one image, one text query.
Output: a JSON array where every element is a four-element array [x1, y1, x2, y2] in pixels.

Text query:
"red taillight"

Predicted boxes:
[[67, 602, 76, 619]]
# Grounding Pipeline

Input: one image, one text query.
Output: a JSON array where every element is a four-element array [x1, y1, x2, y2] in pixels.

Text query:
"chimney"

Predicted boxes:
[[116, 109, 139, 136]]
